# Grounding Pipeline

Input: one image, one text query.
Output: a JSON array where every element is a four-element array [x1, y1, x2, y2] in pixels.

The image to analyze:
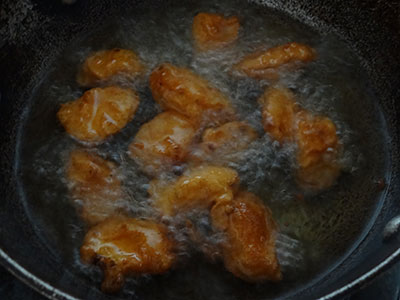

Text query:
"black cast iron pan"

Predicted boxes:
[[0, 0, 399, 299]]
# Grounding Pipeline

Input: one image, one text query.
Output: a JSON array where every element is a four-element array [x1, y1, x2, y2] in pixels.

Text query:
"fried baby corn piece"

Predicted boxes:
[[67, 150, 126, 226], [80, 217, 175, 293], [57, 86, 139, 144], [235, 42, 316, 79], [189, 121, 258, 163], [149, 165, 239, 216], [128, 111, 196, 176], [210, 191, 281, 282], [295, 111, 340, 190], [259, 87, 340, 191], [149, 63, 235, 126], [77, 48, 144, 87], [258, 87, 299, 143], [192, 12, 240, 51]]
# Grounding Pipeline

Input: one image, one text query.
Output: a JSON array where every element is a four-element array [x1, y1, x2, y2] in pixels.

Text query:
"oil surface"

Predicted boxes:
[[17, 0, 388, 299]]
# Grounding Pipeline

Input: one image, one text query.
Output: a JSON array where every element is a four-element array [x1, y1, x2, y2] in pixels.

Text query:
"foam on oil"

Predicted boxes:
[[17, 0, 387, 299]]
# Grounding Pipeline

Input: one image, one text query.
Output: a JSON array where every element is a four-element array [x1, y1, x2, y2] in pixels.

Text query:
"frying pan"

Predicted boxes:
[[0, 0, 400, 299]]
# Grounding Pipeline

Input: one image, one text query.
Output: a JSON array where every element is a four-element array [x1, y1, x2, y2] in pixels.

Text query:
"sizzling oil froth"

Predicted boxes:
[[18, 0, 387, 299]]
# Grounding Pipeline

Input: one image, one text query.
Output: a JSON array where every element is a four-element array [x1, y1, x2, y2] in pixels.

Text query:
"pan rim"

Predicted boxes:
[[0, 244, 399, 299], [0, 248, 78, 300]]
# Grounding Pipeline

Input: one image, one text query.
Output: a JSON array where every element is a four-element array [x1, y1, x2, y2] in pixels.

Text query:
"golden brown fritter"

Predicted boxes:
[[57, 86, 140, 143], [67, 150, 126, 226], [296, 158, 341, 191], [192, 13, 240, 51], [77, 48, 144, 87], [188, 121, 258, 163], [80, 217, 175, 293], [235, 42, 316, 79], [258, 87, 299, 143], [210, 191, 281, 282], [258, 87, 341, 191], [149, 165, 239, 216], [128, 111, 196, 176], [295, 111, 341, 190], [149, 63, 235, 126]]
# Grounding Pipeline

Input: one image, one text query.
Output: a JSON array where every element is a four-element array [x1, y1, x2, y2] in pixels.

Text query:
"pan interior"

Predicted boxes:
[[16, 0, 389, 299]]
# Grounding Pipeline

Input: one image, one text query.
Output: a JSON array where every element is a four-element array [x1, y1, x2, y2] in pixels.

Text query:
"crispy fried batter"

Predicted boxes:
[[235, 42, 316, 79], [188, 121, 258, 163], [149, 63, 235, 126], [258, 87, 299, 143], [67, 150, 126, 226], [80, 217, 175, 293], [192, 13, 240, 51], [210, 191, 281, 282], [149, 166, 239, 216], [57, 86, 139, 143], [295, 111, 340, 190], [128, 111, 197, 176], [258, 87, 341, 191], [77, 48, 144, 87]]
